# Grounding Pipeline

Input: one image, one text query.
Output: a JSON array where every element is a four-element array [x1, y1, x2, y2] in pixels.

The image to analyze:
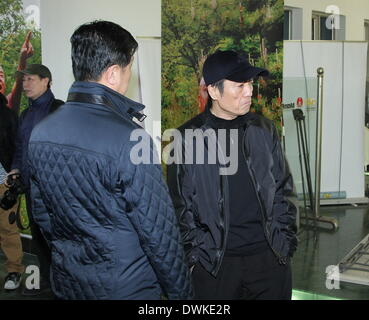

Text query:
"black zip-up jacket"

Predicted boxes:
[[0, 98, 18, 172], [167, 110, 298, 277]]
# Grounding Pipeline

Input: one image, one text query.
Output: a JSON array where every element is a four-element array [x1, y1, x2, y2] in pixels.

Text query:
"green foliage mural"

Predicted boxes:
[[162, 0, 284, 134], [0, 0, 25, 38], [0, 0, 42, 113]]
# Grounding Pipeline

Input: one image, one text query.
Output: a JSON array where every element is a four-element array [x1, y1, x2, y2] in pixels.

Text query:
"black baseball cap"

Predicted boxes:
[[15, 64, 52, 82], [203, 50, 269, 86]]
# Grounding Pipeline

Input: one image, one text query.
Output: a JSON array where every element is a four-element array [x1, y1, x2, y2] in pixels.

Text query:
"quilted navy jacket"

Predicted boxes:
[[28, 81, 192, 300]]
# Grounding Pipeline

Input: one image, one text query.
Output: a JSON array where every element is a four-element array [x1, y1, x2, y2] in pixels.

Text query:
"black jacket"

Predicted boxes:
[[0, 101, 18, 172], [167, 110, 298, 277]]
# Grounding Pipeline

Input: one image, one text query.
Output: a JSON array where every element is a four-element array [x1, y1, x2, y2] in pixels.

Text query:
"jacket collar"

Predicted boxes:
[[67, 81, 146, 122], [29, 88, 54, 109], [202, 106, 257, 130]]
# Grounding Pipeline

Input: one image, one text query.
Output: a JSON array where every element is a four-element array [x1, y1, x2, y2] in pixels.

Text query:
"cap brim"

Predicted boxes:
[[226, 65, 269, 83], [14, 70, 29, 78]]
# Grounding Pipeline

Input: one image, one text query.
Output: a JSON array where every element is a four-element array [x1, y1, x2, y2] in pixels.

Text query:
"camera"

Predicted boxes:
[[0, 173, 25, 210]]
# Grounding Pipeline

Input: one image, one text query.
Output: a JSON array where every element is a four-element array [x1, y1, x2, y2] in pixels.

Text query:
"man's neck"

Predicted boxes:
[[210, 103, 237, 120]]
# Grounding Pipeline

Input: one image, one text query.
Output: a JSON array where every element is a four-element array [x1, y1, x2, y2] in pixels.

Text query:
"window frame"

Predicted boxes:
[[312, 11, 335, 40], [284, 9, 292, 40]]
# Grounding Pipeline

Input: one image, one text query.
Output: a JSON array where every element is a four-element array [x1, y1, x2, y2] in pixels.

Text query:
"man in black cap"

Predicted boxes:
[[7, 64, 63, 295], [167, 50, 297, 299]]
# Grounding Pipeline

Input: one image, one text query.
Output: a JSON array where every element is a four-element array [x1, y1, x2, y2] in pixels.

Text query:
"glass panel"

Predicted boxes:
[[282, 77, 318, 204], [284, 10, 291, 40], [320, 16, 333, 40]]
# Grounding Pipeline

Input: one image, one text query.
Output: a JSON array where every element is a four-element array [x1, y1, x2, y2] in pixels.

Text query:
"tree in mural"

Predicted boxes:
[[0, 0, 41, 114], [0, 0, 25, 37], [162, 0, 284, 134]]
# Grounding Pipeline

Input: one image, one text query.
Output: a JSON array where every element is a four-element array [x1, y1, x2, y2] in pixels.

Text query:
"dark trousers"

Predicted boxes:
[[25, 191, 51, 285], [192, 249, 292, 300]]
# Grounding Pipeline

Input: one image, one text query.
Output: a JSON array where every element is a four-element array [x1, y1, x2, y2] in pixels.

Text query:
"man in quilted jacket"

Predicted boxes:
[[27, 20, 192, 300]]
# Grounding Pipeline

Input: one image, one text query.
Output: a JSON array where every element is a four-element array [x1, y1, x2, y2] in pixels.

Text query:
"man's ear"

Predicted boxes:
[[207, 85, 220, 101], [43, 77, 51, 87], [102, 64, 120, 87]]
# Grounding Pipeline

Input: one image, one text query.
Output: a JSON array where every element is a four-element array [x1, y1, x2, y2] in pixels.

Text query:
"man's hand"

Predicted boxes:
[[5, 169, 20, 187]]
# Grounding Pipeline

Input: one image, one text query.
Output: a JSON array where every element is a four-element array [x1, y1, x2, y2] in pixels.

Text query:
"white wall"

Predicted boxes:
[[283, 41, 368, 200], [284, 0, 369, 201], [285, 0, 369, 40], [40, 0, 160, 137]]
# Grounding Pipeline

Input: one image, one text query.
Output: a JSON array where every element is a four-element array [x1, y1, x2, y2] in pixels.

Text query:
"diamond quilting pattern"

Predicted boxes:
[[29, 140, 191, 299], [127, 159, 191, 298]]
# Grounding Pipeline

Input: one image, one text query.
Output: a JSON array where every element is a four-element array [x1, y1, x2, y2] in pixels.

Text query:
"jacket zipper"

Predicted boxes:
[[203, 124, 228, 276], [212, 172, 227, 276], [241, 125, 286, 265]]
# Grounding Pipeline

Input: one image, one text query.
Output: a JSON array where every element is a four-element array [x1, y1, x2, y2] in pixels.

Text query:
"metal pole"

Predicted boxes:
[[295, 119, 307, 211], [315, 67, 324, 218], [300, 119, 314, 210], [300, 68, 338, 231]]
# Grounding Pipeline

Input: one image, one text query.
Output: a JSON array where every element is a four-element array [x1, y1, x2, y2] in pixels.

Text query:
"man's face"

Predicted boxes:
[[116, 60, 133, 96], [0, 66, 6, 95], [210, 79, 254, 119], [22, 74, 49, 100]]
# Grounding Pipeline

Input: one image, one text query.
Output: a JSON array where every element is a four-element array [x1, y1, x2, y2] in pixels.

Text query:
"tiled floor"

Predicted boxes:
[[0, 253, 54, 300], [1, 204, 369, 300], [291, 204, 369, 300]]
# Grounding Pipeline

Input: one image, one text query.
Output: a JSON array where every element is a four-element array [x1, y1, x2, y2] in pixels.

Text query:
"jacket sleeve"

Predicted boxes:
[[10, 111, 18, 158], [271, 125, 298, 257], [11, 111, 24, 171], [166, 133, 200, 268], [118, 136, 192, 300], [28, 156, 52, 244]]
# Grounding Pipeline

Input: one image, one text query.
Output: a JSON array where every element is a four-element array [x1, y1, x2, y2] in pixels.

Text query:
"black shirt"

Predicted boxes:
[[207, 109, 268, 256]]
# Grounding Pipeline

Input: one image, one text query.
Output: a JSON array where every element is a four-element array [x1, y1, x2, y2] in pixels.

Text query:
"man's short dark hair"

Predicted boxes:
[[211, 79, 225, 95], [70, 20, 138, 81], [205, 79, 225, 110], [41, 76, 51, 89]]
